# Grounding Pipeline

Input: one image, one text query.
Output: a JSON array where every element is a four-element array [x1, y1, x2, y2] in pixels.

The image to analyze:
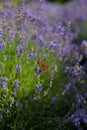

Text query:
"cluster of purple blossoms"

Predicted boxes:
[[19, 35, 26, 47], [7, 29, 15, 41], [0, 40, 5, 50], [0, 28, 4, 38], [35, 83, 42, 93], [63, 43, 87, 129], [48, 41, 57, 50], [0, 76, 8, 90], [67, 109, 87, 128], [15, 64, 22, 74], [14, 80, 20, 95], [4, 2, 11, 8], [15, 100, 23, 108], [16, 44, 24, 58], [27, 51, 36, 59]]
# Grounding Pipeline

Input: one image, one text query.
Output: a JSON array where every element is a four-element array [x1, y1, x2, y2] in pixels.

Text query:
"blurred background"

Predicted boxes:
[[47, 0, 72, 3], [0, 0, 87, 43], [0, 0, 73, 4]]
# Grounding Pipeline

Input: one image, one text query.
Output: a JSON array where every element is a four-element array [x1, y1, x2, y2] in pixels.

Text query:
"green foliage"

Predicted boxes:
[[0, 35, 69, 129]]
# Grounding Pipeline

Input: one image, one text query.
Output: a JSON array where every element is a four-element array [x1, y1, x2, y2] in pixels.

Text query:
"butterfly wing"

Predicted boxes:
[[38, 59, 49, 72], [43, 65, 49, 71], [38, 60, 45, 66]]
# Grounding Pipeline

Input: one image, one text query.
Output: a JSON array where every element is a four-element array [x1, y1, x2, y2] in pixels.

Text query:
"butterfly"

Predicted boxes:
[[34, 59, 49, 77], [38, 59, 49, 72]]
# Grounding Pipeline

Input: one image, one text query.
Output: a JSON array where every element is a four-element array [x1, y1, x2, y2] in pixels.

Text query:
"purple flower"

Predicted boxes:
[[15, 100, 23, 108], [19, 35, 25, 41], [34, 68, 40, 77], [0, 76, 8, 90], [48, 41, 57, 50], [0, 41, 5, 50], [81, 115, 87, 123], [76, 94, 85, 104], [81, 40, 87, 46], [65, 66, 70, 73], [37, 35, 44, 44], [1, 9, 8, 17], [19, 35, 26, 47], [71, 70, 77, 76], [8, 34, 15, 41], [55, 45, 62, 56], [28, 13, 37, 23], [1, 76, 8, 81], [51, 97, 56, 103], [16, 44, 23, 58], [0, 113, 3, 119], [35, 83, 42, 93], [74, 117, 81, 127], [44, 54, 47, 59], [62, 83, 71, 94], [55, 22, 65, 36], [8, 11, 14, 18], [14, 80, 20, 89], [27, 51, 36, 59], [4, 2, 11, 8], [0, 29, 4, 37], [16, 64, 22, 73]]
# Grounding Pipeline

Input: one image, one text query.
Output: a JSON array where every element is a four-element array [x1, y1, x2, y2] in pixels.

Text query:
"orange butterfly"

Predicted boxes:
[[34, 59, 49, 77], [38, 59, 49, 72]]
